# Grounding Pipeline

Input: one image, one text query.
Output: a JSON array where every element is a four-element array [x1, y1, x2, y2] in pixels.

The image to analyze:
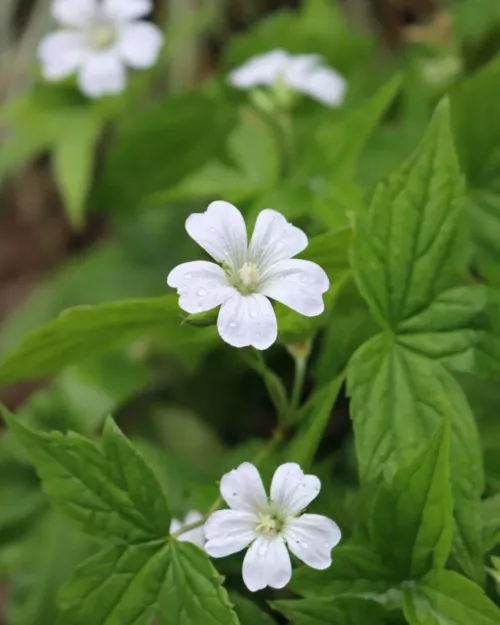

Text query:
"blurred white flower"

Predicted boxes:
[[229, 50, 347, 108], [167, 201, 329, 350], [170, 510, 205, 548], [38, 0, 163, 98], [204, 462, 341, 592]]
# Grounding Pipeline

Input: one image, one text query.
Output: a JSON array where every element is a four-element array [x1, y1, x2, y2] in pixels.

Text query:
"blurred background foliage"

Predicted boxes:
[[1, 0, 500, 623]]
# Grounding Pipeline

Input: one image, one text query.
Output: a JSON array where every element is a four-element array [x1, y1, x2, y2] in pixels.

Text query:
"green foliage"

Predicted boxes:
[[402, 571, 500, 625], [370, 421, 453, 579]]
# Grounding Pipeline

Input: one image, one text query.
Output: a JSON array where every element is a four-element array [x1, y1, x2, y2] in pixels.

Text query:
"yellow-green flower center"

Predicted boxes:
[[236, 262, 261, 294], [88, 23, 117, 49], [255, 512, 284, 535]]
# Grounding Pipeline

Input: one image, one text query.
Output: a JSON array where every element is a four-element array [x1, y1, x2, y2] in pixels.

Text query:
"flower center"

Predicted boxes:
[[88, 22, 117, 50], [236, 262, 261, 294], [255, 512, 284, 535]]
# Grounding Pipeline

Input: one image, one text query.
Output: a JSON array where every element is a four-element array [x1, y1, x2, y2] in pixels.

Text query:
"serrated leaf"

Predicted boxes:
[[59, 540, 168, 625], [481, 494, 500, 552], [347, 335, 484, 580], [402, 570, 500, 625], [396, 286, 500, 376], [158, 541, 239, 625], [52, 111, 102, 229], [3, 410, 170, 541], [351, 100, 464, 328], [290, 545, 400, 607], [231, 594, 276, 625], [0, 295, 214, 383], [370, 420, 453, 579], [270, 596, 385, 625]]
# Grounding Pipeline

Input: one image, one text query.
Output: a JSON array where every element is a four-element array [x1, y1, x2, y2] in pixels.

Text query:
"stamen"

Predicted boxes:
[[236, 262, 260, 293], [88, 23, 116, 50]]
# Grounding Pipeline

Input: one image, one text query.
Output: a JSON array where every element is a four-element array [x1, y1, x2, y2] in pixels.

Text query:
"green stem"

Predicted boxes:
[[289, 355, 307, 422]]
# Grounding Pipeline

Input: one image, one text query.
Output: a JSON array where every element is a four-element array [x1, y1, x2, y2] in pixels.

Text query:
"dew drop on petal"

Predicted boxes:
[[276, 241, 284, 250], [184, 273, 192, 280], [229, 321, 237, 328], [209, 227, 216, 233], [197, 288, 207, 297], [300, 275, 308, 283], [300, 541, 309, 549], [250, 311, 258, 318]]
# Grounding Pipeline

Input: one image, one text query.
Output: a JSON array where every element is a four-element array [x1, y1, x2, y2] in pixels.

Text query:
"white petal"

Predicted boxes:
[[204, 509, 257, 557], [283, 54, 322, 91], [217, 293, 277, 350], [260, 259, 329, 317], [118, 22, 163, 68], [249, 209, 308, 268], [229, 50, 290, 88], [284, 513, 341, 569], [167, 260, 234, 314], [270, 463, 321, 516], [298, 67, 347, 107], [220, 462, 267, 513], [176, 511, 205, 549], [103, 0, 153, 21], [77, 50, 126, 98], [169, 517, 182, 533], [38, 31, 85, 80], [185, 201, 248, 267], [242, 536, 291, 591], [52, 0, 96, 26]]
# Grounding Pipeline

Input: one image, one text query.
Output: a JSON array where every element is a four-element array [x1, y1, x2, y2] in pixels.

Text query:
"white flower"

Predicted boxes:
[[166, 201, 329, 350], [204, 462, 341, 592], [170, 510, 205, 548], [38, 0, 163, 98], [229, 49, 347, 108]]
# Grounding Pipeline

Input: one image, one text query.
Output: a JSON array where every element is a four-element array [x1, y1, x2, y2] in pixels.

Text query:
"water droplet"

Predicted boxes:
[[232, 492, 238, 496], [197, 288, 207, 297], [209, 227, 216, 233], [229, 321, 237, 328], [276, 241, 284, 249], [184, 273, 192, 280], [250, 311, 258, 318], [300, 541, 309, 549], [258, 543, 268, 556], [300, 275, 308, 283]]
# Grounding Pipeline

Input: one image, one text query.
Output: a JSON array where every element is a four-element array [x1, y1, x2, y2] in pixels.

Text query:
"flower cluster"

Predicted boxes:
[[167, 201, 329, 350], [174, 462, 341, 592], [229, 50, 347, 108], [38, 0, 163, 98]]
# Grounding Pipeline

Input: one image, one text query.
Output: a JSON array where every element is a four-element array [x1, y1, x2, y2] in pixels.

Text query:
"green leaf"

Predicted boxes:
[[0, 295, 214, 383], [481, 494, 500, 552], [3, 410, 170, 541], [306, 74, 401, 180], [158, 541, 239, 625], [351, 99, 464, 329], [59, 540, 167, 625], [92, 91, 234, 213], [396, 286, 500, 376], [370, 420, 453, 579], [242, 350, 288, 419], [451, 56, 500, 267], [402, 570, 500, 625], [231, 594, 276, 625], [52, 110, 102, 229], [290, 545, 400, 607], [154, 108, 279, 204], [61, 540, 239, 625], [270, 596, 385, 625], [287, 374, 344, 469], [347, 335, 484, 580]]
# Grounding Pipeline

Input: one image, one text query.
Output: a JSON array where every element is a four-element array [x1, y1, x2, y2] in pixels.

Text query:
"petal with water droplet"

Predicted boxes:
[[204, 509, 258, 557], [242, 536, 291, 591], [284, 513, 341, 569], [167, 260, 235, 314], [270, 462, 321, 516], [217, 293, 277, 350]]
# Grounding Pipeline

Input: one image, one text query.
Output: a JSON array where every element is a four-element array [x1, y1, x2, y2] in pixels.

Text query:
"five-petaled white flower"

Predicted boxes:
[[167, 201, 329, 350], [229, 49, 347, 108], [38, 0, 163, 98], [204, 462, 341, 592], [170, 510, 205, 549]]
